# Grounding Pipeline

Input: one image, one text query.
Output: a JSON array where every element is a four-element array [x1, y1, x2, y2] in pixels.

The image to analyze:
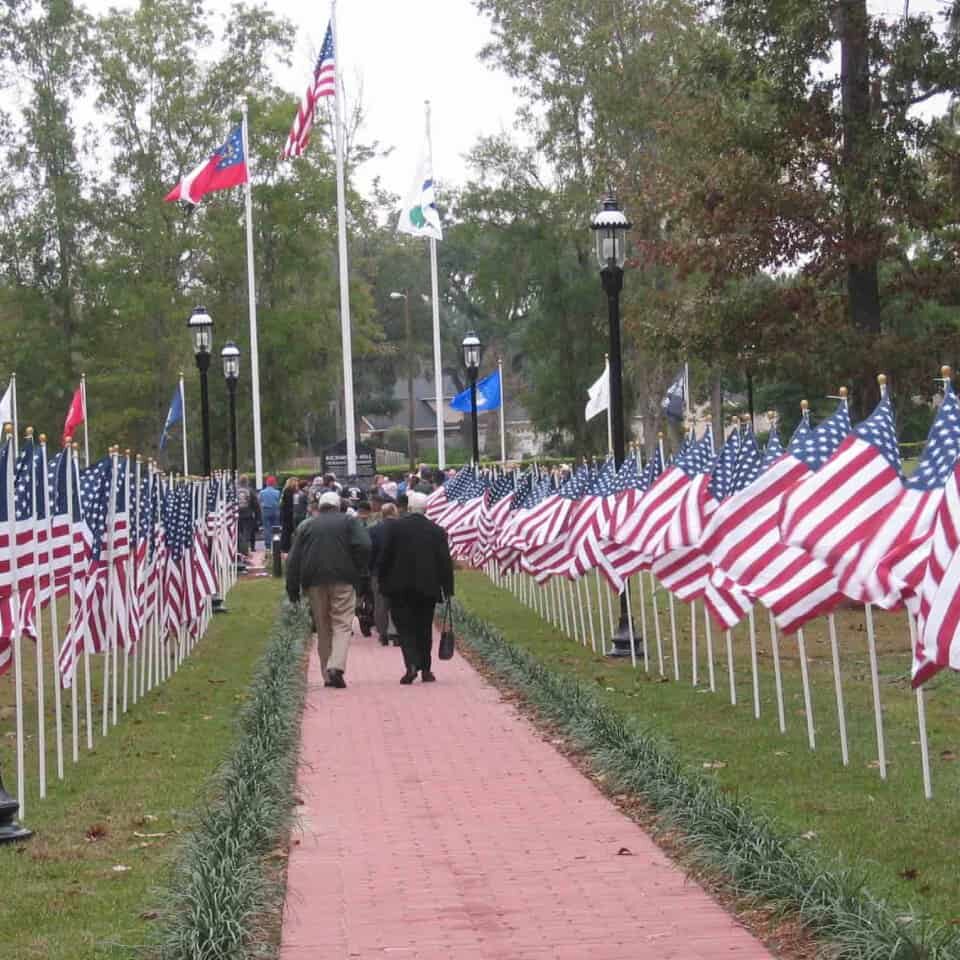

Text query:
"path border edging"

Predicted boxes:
[[451, 599, 960, 960], [147, 600, 309, 960]]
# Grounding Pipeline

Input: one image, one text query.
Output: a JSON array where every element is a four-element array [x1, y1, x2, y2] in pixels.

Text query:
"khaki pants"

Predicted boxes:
[[307, 583, 356, 674]]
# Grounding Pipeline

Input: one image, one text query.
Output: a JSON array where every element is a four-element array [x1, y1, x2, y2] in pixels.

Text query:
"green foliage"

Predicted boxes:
[[150, 597, 308, 960]]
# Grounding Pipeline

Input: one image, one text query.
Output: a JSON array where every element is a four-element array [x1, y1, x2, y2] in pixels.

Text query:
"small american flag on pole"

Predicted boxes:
[[283, 23, 335, 159]]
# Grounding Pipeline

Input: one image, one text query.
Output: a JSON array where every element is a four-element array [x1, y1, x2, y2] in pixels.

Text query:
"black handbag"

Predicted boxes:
[[438, 599, 455, 660]]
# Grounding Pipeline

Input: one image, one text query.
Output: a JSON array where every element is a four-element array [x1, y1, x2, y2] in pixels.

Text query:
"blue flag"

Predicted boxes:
[[159, 385, 183, 449], [450, 369, 501, 412]]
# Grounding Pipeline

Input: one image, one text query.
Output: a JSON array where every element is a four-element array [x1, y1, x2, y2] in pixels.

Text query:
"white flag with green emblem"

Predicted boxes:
[[397, 144, 442, 241]]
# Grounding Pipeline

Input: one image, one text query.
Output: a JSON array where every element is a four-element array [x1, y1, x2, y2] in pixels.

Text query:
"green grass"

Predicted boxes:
[[0, 577, 283, 959], [458, 570, 960, 925]]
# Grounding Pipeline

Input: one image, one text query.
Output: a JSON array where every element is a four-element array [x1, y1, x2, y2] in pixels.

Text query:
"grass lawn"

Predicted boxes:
[[0, 576, 283, 959], [457, 569, 960, 924]]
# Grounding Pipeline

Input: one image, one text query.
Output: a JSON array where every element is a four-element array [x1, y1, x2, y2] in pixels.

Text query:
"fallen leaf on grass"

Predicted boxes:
[[140, 911, 160, 921], [940, 750, 957, 762], [133, 831, 168, 839], [702, 761, 727, 770], [207, 678, 226, 684], [201, 715, 213, 721], [85, 824, 108, 842], [773, 750, 787, 757], [800, 831, 818, 841], [112, 865, 131, 873], [867, 760, 893, 769], [899, 868, 919, 881]]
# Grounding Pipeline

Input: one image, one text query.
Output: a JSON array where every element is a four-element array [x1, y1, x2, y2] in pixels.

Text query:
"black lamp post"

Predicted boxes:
[[221, 340, 240, 480], [462, 331, 482, 465], [591, 193, 638, 657], [187, 306, 213, 477], [0, 769, 31, 843]]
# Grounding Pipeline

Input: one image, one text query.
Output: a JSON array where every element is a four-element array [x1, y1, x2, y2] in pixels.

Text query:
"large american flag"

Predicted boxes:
[[848, 387, 960, 608], [780, 395, 904, 596], [283, 23, 335, 160], [702, 402, 852, 633]]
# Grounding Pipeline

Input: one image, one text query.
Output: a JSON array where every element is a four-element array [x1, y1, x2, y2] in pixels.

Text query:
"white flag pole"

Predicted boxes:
[[424, 102, 445, 471], [5, 430, 25, 814], [240, 104, 265, 488], [179, 372, 189, 477], [10, 373, 18, 459], [498, 356, 506, 464], [81, 373, 89, 467], [42, 439, 65, 780], [27, 431, 47, 799], [331, 2, 356, 477]]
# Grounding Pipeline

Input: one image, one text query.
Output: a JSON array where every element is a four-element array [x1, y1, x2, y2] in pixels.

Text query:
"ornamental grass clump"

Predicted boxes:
[[452, 601, 960, 960], [149, 601, 308, 960]]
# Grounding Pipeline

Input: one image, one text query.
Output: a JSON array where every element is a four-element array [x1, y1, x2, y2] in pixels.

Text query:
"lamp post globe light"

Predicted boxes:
[[187, 305, 213, 477], [590, 193, 638, 657], [221, 340, 240, 480], [462, 331, 482, 465]]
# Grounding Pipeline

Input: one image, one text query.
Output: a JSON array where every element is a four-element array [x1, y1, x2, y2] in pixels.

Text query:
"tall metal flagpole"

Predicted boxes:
[[425, 101, 445, 470], [179, 372, 189, 476], [498, 356, 506, 463], [333, 0, 357, 476], [10, 373, 17, 459], [80, 373, 89, 467], [604, 354, 613, 455], [240, 103, 264, 488]]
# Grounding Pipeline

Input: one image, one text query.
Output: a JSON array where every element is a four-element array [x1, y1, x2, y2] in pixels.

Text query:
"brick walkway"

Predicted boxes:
[[280, 629, 774, 960]]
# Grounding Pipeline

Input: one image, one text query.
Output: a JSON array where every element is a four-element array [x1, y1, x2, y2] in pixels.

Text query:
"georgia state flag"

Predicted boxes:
[[165, 125, 248, 205]]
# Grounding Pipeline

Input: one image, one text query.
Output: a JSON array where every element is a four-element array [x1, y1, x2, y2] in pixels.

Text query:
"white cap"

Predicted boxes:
[[318, 491, 341, 509], [407, 491, 428, 514]]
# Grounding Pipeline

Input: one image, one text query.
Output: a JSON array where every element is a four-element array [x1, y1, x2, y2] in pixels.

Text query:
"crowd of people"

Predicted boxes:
[[236, 465, 456, 689]]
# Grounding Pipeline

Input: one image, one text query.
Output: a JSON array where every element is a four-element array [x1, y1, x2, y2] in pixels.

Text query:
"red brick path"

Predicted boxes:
[[280, 630, 774, 960]]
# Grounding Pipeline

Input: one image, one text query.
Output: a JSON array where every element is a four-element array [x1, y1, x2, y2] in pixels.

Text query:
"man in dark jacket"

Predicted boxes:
[[286, 491, 371, 688], [376, 491, 454, 684]]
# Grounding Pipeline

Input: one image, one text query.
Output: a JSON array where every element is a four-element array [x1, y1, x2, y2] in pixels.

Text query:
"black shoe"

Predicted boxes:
[[326, 668, 346, 689], [389, 635, 401, 647], [421, 670, 436, 682], [379, 636, 390, 646], [400, 669, 417, 685]]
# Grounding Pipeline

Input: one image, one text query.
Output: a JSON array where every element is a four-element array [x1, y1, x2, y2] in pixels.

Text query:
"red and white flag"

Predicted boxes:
[[165, 125, 248, 206]]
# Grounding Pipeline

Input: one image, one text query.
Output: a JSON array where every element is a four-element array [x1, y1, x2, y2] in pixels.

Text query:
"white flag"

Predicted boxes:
[[0, 380, 11, 425], [585, 367, 609, 421], [397, 144, 442, 240]]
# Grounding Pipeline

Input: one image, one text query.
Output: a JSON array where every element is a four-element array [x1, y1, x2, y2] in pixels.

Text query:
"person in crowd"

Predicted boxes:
[[280, 476, 299, 553], [376, 490, 454, 684], [286, 490, 371, 689], [369, 502, 400, 646], [260, 475, 281, 545], [355, 500, 372, 524], [236, 475, 260, 556], [324, 473, 342, 493], [293, 478, 309, 529], [396, 492, 408, 514], [382, 478, 398, 501]]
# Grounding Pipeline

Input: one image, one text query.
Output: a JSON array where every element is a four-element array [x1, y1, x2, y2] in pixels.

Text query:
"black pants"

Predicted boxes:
[[238, 515, 257, 555], [390, 593, 437, 673]]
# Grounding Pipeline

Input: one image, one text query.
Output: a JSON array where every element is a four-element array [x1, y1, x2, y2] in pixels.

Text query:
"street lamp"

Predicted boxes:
[[462, 331, 482, 465], [590, 192, 638, 657], [390, 290, 417, 472], [0, 768, 31, 843], [187, 305, 213, 477], [221, 340, 240, 479]]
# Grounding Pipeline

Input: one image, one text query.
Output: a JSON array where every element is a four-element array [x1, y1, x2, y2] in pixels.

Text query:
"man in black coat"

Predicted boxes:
[[376, 491, 454, 683]]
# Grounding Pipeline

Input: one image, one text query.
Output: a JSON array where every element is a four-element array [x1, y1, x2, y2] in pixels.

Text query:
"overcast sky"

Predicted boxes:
[[80, 0, 948, 201], [245, 0, 522, 197]]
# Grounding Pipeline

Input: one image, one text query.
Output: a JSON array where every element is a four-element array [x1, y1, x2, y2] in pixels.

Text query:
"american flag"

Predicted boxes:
[[780, 395, 904, 594], [283, 23, 335, 159], [849, 386, 960, 608], [471, 473, 516, 566], [445, 473, 489, 559], [702, 402, 852, 633], [609, 433, 712, 559], [515, 466, 592, 574], [495, 473, 553, 571], [911, 458, 960, 684]]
